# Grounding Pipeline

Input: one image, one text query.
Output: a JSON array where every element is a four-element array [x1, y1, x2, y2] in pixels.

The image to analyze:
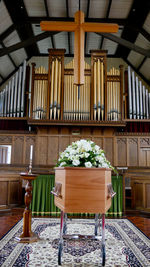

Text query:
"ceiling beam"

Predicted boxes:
[[0, 55, 31, 87], [0, 31, 59, 57], [116, 0, 150, 59], [44, 0, 55, 49], [137, 57, 147, 71], [97, 32, 150, 57], [0, 73, 4, 80], [28, 16, 126, 25], [84, 0, 90, 54], [0, 25, 15, 42], [125, 25, 150, 43], [66, 0, 71, 54], [0, 41, 17, 68], [123, 57, 150, 87], [4, 0, 39, 58], [100, 0, 112, 49]]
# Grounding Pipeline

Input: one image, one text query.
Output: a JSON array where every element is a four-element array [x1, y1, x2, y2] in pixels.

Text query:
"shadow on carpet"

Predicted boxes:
[[0, 218, 150, 266]]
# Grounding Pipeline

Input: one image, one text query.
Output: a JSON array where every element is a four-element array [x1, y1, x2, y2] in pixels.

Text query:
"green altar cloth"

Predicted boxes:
[[31, 175, 123, 217]]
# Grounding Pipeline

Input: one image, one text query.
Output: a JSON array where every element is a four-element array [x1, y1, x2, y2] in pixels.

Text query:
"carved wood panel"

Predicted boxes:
[[0, 182, 7, 206], [92, 137, 103, 149], [47, 136, 59, 165], [103, 137, 113, 164], [12, 136, 24, 164], [36, 136, 48, 165], [0, 136, 12, 143], [146, 184, 150, 208], [59, 136, 70, 154], [117, 138, 127, 166], [9, 181, 19, 204], [128, 138, 138, 166]]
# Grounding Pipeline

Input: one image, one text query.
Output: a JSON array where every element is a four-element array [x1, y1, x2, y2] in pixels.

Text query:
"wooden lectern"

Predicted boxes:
[[15, 172, 39, 243]]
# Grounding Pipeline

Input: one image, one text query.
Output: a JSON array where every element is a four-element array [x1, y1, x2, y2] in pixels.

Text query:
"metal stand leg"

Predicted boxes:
[[95, 213, 99, 236], [58, 211, 64, 265], [63, 213, 67, 235], [101, 214, 106, 266]]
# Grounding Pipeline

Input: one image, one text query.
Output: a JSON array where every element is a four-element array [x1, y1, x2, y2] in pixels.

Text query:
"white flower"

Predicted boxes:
[[96, 155, 105, 162], [84, 152, 90, 158], [72, 159, 80, 166], [85, 161, 92, 168], [56, 139, 115, 172], [59, 162, 66, 167], [93, 145, 100, 153]]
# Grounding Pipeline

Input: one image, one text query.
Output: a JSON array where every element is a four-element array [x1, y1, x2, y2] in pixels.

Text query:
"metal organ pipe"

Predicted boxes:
[[0, 60, 27, 118], [64, 59, 90, 121], [127, 66, 150, 119]]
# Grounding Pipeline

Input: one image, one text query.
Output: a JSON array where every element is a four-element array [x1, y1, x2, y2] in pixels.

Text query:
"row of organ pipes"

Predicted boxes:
[[64, 59, 90, 120], [107, 67, 121, 121], [0, 50, 150, 122], [49, 57, 62, 120], [128, 66, 150, 119], [0, 60, 27, 117], [31, 65, 48, 120]]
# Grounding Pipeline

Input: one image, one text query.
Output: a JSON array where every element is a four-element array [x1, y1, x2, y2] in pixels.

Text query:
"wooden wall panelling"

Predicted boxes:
[[47, 136, 59, 165], [139, 138, 150, 167], [0, 136, 12, 144], [134, 182, 143, 209], [147, 150, 150, 167], [36, 136, 48, 165], [146, 184, 150, 208], [92, 128, 103, 136], [116, 138, 127, 166], [113, 136, 117, 166], [12, 136, 24, 164], [103, 137, 113, 165], [0, 174, 21, 210], [8, 181, 20, 205], [0, 181, 8, 208], [70, 136, 81, 144], [59, 136, 70, 154], [128, 138, 138, 166], [92, 137, 103, 149], [139, 148, 147, 166], [131, 176, 150, 211], [81, 127, 91, 135]]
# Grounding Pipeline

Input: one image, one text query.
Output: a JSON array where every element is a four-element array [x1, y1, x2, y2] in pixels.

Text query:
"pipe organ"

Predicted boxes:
[[91, 51, 106, 121], [64, 59, 91, 120], [127, 66, 150, 120], [0, 60, 27, 117], [48, 49, 65, 120], [107, 66, 123, 121], [1, 49, 150, 124], [31, 64, 48, 120]]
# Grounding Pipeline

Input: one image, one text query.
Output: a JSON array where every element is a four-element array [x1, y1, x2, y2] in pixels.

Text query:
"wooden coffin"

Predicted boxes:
[[53, 167, 112, 213]]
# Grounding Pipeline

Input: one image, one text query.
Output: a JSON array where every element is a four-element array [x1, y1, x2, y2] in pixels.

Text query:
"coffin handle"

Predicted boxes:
[[107, 184, 116, 198], [51, 182, 62, 198]]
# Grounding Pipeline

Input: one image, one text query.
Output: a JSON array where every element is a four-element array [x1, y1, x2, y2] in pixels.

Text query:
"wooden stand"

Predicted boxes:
[[15, 172, 39, 243]]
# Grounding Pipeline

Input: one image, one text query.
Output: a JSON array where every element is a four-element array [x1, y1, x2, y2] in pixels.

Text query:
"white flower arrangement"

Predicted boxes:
[[56, 139, 116, 172]]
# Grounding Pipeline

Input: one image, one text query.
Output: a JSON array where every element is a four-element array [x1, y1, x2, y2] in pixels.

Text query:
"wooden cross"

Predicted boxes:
[[41, 10, 118, 85]]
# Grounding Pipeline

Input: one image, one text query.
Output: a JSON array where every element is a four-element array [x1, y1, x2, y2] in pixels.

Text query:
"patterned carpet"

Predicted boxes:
[[0, 218, 150, 267]]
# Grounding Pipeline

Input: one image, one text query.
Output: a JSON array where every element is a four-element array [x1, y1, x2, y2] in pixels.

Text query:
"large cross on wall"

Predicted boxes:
[[40, 10, 118, 85]]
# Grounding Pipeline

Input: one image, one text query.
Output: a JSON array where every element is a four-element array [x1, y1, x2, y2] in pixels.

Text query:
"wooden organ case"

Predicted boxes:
[[29, 49, 125, 126], [0, 48, 150, 214]]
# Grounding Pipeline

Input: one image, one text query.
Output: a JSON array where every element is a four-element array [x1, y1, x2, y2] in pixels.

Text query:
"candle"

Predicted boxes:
[[30, 145, 33, 161]]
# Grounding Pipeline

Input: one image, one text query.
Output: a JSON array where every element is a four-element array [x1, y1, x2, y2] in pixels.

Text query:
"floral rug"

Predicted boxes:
[[0, 218, 150, 267]]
